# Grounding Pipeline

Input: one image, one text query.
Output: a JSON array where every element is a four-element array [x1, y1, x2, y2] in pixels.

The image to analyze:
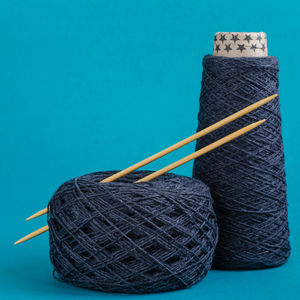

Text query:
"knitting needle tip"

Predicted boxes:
[[271, 93, 278, 99], [26, 208, 48, 221], [257, 119, 266, 125], [14, 225, 49, 245]]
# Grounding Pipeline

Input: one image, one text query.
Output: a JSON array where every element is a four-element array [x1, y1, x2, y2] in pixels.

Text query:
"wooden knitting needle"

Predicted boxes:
[[26, 94, 277, 221], [14, 119, 265, 245], [14, 225, 49, 245], [26, 208, 48, 221], [136, 119, 265, 182]]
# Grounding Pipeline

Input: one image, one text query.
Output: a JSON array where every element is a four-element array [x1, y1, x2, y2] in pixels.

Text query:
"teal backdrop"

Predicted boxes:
[[0, 0, 299, 299]]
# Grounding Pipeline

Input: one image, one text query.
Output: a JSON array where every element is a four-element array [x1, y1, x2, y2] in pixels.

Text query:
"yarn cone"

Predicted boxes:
[[193, 55, 290, 269]]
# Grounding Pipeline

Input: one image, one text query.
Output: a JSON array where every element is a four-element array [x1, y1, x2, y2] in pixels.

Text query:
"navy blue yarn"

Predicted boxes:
[[193, 55, 290, 269], [48, 171, 218, 293]]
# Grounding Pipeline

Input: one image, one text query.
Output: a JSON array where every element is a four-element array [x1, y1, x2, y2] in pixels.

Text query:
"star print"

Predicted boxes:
[[237, 44, 246, 53], [219, 34, 226, 43], [261, 43, 266, 51], [214, 35, 217, 42], [215, 44, 221, 53], [224, 43, 232, 53], [244, 34, 252, 43], [250, 44, 257, 52], [231, 34, 239, 43], [257, 34, 262, 43]]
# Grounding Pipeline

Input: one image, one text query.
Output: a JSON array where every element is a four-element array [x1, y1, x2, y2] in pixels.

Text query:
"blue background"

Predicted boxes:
[[0, 0, 299, 299]]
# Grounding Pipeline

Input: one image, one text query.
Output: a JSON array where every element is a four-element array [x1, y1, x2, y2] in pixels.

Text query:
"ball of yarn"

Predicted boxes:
[[48, 171, 218, 293], [193, 55, 290, 269]]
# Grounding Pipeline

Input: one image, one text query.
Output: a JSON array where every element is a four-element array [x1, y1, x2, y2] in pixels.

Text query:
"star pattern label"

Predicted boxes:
[[213, 32, 268, 57]]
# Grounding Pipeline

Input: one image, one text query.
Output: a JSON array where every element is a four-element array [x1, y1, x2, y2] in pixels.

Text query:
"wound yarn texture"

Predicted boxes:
[[48, 171, 218, 293], [193, 55, 290, 269]]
